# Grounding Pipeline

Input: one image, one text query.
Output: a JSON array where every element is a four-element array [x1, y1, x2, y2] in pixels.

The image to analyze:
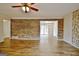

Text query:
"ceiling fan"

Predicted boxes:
[[12, 3, 39, 13]]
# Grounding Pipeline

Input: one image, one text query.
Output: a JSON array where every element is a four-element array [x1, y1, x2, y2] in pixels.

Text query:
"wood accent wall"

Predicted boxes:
[[11, 19, 40, 37], [11, 19, 64, 39], [58, 19, 64, 39]]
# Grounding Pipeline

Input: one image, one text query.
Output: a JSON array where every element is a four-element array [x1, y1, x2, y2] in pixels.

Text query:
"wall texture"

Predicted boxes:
[[72, 9, 79, 47], [58, 19, 64, 39], [64, 9, 79, 48], [11, 19, 40, 37], [11, 19, 63, 39]]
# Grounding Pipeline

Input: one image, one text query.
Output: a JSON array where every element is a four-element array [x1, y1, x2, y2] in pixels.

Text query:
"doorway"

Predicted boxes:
[[40, 21, 58, 38]]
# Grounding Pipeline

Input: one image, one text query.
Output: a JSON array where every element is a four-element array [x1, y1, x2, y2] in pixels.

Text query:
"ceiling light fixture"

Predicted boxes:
[[22, 6, 30, 13], [12, 3, 39, 13]]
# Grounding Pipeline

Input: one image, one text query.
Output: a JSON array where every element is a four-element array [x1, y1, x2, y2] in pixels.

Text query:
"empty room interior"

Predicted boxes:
[[0, 3, 79, 56]]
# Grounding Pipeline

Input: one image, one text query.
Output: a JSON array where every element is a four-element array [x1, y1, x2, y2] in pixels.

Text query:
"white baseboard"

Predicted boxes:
[[64, 40, 79, 49], [70, 43, 79, 49]]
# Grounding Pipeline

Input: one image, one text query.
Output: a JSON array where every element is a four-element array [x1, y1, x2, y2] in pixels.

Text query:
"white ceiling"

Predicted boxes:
[[0, 3, 79, 19]]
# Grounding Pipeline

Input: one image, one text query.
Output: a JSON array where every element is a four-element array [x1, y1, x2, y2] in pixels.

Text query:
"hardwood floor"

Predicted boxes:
[[0, 35, 79, 56]]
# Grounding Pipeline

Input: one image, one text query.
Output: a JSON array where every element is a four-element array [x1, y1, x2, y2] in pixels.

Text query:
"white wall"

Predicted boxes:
[[3, 20, 11, 38], [0, 20, 4, 42], [64, 13, 72, 44], [0, 20, 11, 42]]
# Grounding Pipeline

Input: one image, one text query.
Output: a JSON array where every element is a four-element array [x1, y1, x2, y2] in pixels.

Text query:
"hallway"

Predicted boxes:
[[0, 35, 79, 56]]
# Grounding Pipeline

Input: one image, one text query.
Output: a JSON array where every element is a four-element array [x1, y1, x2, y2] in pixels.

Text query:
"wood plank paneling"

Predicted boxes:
[[11, 19, 40, 37]]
